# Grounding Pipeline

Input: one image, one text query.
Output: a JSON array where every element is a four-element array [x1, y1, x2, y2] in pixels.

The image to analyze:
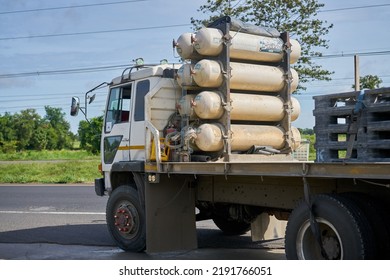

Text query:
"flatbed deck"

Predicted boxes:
[[145, 161, 390, 180]]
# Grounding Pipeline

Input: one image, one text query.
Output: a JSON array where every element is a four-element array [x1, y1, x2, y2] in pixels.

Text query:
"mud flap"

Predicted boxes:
[[145, 174, 197, 253]]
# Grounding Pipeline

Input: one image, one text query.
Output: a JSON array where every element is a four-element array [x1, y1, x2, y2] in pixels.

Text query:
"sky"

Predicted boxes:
[[1, 0, 390, 133]]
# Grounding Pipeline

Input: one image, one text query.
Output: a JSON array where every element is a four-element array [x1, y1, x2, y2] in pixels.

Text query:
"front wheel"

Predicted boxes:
[[285, 194, 373, 260], [106, 185, 146, 252]]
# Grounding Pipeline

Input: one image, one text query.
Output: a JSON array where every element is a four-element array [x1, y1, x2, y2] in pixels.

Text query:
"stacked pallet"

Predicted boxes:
[[313, 87, 390, 162]]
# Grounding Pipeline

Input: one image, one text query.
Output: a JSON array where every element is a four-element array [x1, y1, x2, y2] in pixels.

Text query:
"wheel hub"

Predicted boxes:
[[297, 218, 343, 260], [114, 206, 135, 233], [322, 235, 341, 259]]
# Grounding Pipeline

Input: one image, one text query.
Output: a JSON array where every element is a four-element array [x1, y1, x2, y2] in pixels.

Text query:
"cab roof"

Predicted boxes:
[[111, 64, 181, 86]]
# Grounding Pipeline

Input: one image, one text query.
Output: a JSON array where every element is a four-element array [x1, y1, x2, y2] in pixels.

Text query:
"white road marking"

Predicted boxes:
[[0, 210, 105, 215]]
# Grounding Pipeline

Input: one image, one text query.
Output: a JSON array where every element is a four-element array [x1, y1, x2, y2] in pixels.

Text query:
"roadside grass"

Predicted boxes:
[[0, 150, 101, 183], [0, 149, 98, 161], [0, 160, 101, 184]]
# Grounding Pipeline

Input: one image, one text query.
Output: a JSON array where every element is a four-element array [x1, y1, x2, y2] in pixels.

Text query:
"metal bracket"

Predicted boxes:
[[345, 90, 366, 159], [302, 165, 329, 259]]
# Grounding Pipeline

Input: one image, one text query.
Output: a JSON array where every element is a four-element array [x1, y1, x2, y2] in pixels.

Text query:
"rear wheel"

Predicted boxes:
[[340, 192, 390, 259], [285, 194, 373, 260], [106, 185, 146, 252]]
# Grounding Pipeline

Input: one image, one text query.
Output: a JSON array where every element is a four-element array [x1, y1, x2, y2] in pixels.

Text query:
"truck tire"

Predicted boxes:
[[106, 185, 146, 252], [285, 193, 373, 260], [340, 192, 390, 259], [212, 216, 251, 235]]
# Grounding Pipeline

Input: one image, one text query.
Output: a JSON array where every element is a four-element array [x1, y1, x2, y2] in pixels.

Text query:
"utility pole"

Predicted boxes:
[[354, 55, 360, 91]]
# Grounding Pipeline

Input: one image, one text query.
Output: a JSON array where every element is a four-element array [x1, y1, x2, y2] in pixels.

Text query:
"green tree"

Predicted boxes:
[[352, 75, 383, 90], [0, 112, 17, 142], [192, 0, 333, 90], [298, 128, 314, 135], [43, 106, 74, 149], [13, 109, 42, 150], [30, 125, 48, 150], [78, 116, 103, 154], [0, 113, 18, 152]]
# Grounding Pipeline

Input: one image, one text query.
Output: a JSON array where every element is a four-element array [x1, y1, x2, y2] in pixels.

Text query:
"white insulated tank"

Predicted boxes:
[[193, 28, 301, 64], [192, 59, 299, 92], [193, 91, 300, 121], [195, 124, 301, 152]]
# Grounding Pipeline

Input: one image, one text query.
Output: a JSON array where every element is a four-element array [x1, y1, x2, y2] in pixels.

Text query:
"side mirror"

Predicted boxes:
[[70, 97, 80, 116]]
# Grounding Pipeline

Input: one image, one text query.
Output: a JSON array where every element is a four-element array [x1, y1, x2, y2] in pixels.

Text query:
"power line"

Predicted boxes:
[[1, 95, 106, 103], [0, 64, 132, 79], [312, 50, 390, 59], [0, 0, 147, 15], [1, 50, 388, 79], [0, 23, 191, 41], [320, 3, 390, 13], [1, 91, 108, 99], [0, 99, 106, 110], [0, 60, 182, 79], [1, 1, 388, 16]]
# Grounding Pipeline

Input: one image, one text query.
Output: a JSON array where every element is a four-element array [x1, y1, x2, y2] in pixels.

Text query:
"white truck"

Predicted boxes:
[[71, 16, 390, 259]]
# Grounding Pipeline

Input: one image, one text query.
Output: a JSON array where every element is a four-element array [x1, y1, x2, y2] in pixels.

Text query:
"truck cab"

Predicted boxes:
[[100, 64, 181, 193]]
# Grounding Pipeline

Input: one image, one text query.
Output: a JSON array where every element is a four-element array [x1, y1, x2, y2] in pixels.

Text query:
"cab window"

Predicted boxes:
[[105, 85, 132, 132], [134, 80, 150, 121]]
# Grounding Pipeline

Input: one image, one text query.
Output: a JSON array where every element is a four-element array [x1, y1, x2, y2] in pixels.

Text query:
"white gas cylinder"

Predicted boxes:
[[192, 59, 299, 92], [193, 91, 300, 121], [176, 64, 198, 89], [195, 124, 301, 152], [193, 27, 301, 64], [175, 33, 201, 60], [177, 94, 197, 119]]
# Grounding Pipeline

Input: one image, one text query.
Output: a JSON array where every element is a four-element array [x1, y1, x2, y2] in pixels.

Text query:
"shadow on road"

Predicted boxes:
[[0, 223, 284, 250], [0, 224, 114, 246]]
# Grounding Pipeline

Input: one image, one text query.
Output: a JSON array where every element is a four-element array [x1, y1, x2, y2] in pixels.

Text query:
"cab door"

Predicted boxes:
[[102, 84, 132, 171], [129, 79, 150, 161]]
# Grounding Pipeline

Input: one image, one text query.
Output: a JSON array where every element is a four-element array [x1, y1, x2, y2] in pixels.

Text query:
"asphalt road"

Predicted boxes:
[[0, 184, 285, 260]]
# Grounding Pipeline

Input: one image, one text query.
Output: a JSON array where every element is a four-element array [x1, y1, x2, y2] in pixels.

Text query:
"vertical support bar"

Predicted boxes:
[[208, 16, 232, 161], [221, 19, 232, 161], [280, 32, 293, 153], [145, 174, 197, 253]]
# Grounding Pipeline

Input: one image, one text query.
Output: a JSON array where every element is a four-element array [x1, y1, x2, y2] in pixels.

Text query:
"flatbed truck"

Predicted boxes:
[[71, 16, 390, 259]]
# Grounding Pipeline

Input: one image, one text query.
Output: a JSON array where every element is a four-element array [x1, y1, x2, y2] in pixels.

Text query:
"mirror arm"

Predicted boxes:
[[83, 82, 109, 121], [78, 107, 90, 124]]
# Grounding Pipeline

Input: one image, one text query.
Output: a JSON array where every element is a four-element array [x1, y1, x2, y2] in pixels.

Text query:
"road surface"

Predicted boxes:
[[0, 184, 285, 260]]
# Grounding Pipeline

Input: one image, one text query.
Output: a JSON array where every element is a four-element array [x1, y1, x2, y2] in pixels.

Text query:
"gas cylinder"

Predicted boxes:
[[193, 91, 300, 121], [195, 124, 301, 152], [177, 94, 197, 119], [193, 27, 301, 64], [175, 33, 201, 60], [192, 59, 299, 92], [176, 64, 198, 89]]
